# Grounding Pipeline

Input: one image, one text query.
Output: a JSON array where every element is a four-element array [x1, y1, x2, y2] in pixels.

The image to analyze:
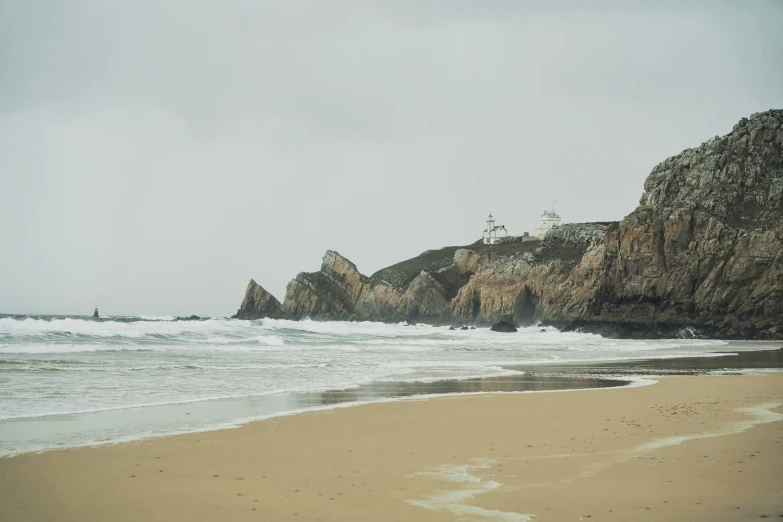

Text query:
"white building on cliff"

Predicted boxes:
[[534, 202, 562, 238], [482, 214, 508, 244]]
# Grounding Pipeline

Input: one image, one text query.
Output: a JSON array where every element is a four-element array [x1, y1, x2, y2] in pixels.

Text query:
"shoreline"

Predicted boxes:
[[0, 374, 635, 459], [1, 371, 781, 521], [1, 347, 781, 458]]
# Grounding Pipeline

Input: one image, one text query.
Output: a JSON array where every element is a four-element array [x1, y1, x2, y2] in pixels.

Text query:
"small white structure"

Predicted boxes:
[[534, 201, 562, 238], [482, 213, 508, 244]]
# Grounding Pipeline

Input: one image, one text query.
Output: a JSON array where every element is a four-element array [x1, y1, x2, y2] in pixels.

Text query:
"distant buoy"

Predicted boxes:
[[93, 307, 99, 318]]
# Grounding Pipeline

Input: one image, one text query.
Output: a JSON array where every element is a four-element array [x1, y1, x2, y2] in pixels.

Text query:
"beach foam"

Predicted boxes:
[[0, 314, 774, 456]]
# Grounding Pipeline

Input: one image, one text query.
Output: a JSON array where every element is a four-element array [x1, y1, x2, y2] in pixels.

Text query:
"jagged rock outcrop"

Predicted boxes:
[[234, 110, 783, 339], [233, 279, 281, 319], [281, 251, 368, 319]]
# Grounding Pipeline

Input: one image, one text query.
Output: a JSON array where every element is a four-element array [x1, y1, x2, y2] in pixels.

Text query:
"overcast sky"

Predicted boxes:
[[1, 1, 782, 316]]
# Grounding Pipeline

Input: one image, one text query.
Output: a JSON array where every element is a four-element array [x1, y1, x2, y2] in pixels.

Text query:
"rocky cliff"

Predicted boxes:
[[586, 110, 783, 338], [235, 110, 783, 339]]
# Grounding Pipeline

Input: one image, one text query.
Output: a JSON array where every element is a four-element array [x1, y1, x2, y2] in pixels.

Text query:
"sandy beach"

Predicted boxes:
[[1, 372, 782, 521]]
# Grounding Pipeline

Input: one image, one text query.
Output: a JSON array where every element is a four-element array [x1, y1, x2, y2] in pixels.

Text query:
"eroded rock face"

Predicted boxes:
[[235, 110, 783, 339], [401, 271, 449, 323], [233, 279, 281, 319], [444, 224, 609, 326]]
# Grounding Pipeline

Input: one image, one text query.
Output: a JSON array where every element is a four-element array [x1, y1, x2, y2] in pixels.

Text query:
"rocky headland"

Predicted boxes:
[[234, 110, 783, 339]]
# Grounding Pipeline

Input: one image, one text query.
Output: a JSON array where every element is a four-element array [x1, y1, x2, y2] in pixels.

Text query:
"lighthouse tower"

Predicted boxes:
[[482, 213, 508, 244]]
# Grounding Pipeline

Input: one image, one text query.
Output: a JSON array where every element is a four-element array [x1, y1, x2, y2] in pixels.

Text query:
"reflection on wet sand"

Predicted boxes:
[[318, 375, 627, 406], [318, 349, 783, 408], [506, 347, 783, 377]]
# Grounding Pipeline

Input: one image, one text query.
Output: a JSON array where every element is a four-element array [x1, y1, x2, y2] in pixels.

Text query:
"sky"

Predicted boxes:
[[1, 1, 782, 316]]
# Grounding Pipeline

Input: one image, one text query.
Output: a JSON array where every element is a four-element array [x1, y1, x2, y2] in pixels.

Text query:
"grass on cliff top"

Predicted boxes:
[[369, 222, 619, 288], [369, 239, 542, 288]]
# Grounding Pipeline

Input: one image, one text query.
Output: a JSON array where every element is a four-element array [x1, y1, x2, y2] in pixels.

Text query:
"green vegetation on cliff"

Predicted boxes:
[[370, 239, 542, 289]]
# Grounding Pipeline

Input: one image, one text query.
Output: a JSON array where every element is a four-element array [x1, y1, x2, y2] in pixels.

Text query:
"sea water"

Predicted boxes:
[[0, 315, 772, 457]]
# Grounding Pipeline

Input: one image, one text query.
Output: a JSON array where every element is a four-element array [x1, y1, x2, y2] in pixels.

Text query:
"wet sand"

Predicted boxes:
[[0, 374, 629, 459], [510, 346, 783, 376], [1, 371, 782, 521]]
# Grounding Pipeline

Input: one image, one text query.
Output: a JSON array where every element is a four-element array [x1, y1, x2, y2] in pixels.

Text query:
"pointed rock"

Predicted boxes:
[[233, 279, 281, 319]]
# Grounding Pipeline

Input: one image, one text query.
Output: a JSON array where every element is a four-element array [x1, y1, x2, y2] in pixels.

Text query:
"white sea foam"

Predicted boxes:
[[409, 459, 533, 521], [0, 316, 250, 338], [0, 315, 774, 457]]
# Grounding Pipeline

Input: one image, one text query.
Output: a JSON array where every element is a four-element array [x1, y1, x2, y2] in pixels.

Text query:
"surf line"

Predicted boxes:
[[407, 459, 533, 522]]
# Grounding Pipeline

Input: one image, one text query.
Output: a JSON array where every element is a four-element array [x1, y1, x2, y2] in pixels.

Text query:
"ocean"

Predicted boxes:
[[0, 314, 774, 457]]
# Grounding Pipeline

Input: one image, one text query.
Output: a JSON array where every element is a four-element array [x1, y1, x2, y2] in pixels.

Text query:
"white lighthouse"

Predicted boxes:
[[534, 201, 562, 238], [482, 213, 508, 244]]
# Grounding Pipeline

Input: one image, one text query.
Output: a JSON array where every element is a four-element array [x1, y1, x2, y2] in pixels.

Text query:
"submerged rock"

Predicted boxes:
[[490, 320, 518, 333]]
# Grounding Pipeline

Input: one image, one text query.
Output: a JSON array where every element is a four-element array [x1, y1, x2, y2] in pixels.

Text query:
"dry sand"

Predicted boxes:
[[1, 373, 782, 521]]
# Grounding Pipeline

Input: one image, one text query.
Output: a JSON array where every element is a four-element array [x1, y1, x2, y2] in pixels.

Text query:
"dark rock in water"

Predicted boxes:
[[460, 326, 469, 330], [560, 320, 718, 340], [491, 320, 517, 333], [470, 326, 476, 330], [448, 326, 456, 330], [540, 329, 547, 332], [176, 315, 203, 321]]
